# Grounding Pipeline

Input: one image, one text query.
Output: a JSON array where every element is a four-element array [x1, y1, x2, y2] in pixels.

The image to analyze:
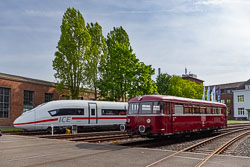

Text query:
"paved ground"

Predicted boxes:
[[1, 134, 250, 167]]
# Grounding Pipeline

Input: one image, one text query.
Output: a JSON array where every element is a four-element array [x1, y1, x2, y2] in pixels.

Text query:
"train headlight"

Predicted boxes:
[[139, 125, 146, 133], [120, 124, 126, 131], [146, 119, 151, 124], [127, 118, 130, 123]]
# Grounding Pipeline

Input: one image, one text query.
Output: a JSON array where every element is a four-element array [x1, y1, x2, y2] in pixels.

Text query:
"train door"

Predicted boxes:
[[88, 103, 98, 124], [164, 102, 173, 133]]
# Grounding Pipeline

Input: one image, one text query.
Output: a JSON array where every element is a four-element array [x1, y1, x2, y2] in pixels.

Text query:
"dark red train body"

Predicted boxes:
[[120, 95, 227, 137]]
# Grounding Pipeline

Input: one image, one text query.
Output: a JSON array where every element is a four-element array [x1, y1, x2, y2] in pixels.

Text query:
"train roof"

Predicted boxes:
[[44, 100, 127, 107], [129, 95, 226, 107], [46, 100, 127, 104]]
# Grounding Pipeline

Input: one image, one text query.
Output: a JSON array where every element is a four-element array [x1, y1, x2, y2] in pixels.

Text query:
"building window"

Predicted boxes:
[[23, 90, 34, 112], [220, 99, 225, 104], [238, 108, 244, 115], [245, 85, 250, 90], [0, 87, 10, 118], [238, 95, 244, 102], [226, 99, 231, 104], [45, 93, 53, 102]]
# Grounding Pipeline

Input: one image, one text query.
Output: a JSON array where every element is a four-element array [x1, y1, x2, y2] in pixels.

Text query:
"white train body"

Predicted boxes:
[[13, 100, 128, 131]]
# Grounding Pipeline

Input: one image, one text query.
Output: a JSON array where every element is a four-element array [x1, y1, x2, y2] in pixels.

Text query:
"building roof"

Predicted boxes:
[[0, 72, 55, 87], [236, 79, 250, 90], [182, 75, 204, 82], [209, 81, 245, 89]]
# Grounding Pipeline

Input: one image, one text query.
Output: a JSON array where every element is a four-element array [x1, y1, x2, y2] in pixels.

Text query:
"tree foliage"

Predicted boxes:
[[156, 73, 203, 99], [85, 22, 106, 100], [98, 27, 157, 101], [53, 8, 91, 99]]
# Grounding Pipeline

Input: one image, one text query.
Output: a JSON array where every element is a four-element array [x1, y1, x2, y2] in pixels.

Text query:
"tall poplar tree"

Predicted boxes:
[[99, 27, 156, 101], [53, 8, 91, 99], [85, 22, 106, 100]]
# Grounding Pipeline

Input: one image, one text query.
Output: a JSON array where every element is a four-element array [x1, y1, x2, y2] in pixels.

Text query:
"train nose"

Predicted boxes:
[[13, 116, 24, 128], [13, 111, 35, 130]]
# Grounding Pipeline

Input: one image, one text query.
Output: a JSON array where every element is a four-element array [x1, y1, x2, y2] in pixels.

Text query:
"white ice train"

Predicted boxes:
[[13, 100, 128, 131]]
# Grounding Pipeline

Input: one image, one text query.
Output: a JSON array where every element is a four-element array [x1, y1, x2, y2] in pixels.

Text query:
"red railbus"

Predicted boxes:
[[120, 95, 227, 137]]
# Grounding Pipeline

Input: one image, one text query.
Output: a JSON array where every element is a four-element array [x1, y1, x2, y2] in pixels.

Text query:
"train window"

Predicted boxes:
[[50, 108, 84, 116], [194, 106, 200, 114], [218, 108, 222, 114], [206, 107, 211, 114], [91, 109, 95, 115], [200, 107, 206, 114], [102, 109, 127, 115], [153, 102, 163, 114], [140, 102, 152, 114], [49, 110, 57, 116], [213, 108, 217, 114], [184, 105, 192, 114], [174, 104, 183, 115], [76, 109, 84, 115], [129, 103, 139, 114]]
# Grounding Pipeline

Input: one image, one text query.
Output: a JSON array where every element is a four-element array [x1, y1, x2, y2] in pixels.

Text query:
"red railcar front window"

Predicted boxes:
[[129, 103, 139, 114], [140, 102, 152, 114], [128, 101, 163, 115]]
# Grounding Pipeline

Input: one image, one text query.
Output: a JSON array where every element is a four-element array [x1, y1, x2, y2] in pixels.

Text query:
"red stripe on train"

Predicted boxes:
[[72, 117, 126, 120], [13, 118, 58, 125], [14, 117, 126, 125]]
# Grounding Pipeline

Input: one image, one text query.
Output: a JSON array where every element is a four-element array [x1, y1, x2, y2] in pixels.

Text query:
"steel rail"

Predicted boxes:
[[145, 128, 250, 167], [70, 134, 129, 142], [195, 131, 250, 167]]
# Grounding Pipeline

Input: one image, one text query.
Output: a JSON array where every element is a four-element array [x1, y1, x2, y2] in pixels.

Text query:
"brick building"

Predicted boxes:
[[208, 81, 244, 120], [0, 73, 94, 126], [181, 68, 204, 85]]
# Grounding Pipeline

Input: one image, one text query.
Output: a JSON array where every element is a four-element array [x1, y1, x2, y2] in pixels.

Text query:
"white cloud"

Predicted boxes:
[[25, 10, 64, 18], [1, 0, 250, 85]]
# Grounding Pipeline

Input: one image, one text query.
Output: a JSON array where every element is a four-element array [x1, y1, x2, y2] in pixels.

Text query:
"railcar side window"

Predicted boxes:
[[200, 107, 206, 114], [218, 108, 222, 114], [174, 104, 183, 115], [213, 108, 217, 114], [129, 103, 139, 114], [206, 107, 211, 114], [140, 102, 152, 114], [49, 110, 57, 116], [102, 109, 127, 115], [194, 106, 200, 114], [184, 106, 192, 114], [48, 108, 84, 116], [153, 102, 163, 114]]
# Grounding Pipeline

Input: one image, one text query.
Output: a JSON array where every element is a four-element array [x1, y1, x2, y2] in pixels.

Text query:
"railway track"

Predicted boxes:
[[39, 131, 139, 143], [195, 130, 250, 167], [145, 127, 250, 167], [2, 131, 49, 136]]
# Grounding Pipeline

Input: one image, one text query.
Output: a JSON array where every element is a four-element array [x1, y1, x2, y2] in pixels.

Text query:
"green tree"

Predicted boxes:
[[156, 73, 172, 95], [99, 26, 156, 101], [53, 8, 91, 99], [85, 22, 106, 100], [156, 73, 203, 99]]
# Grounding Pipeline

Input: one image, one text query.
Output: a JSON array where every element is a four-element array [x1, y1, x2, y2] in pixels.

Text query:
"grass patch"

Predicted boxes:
[[0, 128, 23, 132], [227, 120, 250, 124]]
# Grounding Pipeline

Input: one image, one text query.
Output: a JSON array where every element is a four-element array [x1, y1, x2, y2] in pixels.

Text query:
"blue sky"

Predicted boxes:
[[1, 0, 250, 85]]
